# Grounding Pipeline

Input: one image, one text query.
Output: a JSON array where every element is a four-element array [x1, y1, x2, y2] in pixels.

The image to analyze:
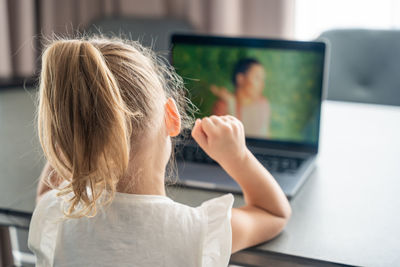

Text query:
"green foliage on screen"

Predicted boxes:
[[172, 44, 324, 144]]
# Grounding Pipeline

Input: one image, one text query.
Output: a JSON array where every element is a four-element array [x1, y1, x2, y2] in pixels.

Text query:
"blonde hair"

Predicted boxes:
[[38, 36, 193, 217]]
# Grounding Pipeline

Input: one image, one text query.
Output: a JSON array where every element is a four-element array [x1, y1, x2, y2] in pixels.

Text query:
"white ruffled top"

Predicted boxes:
[[28, 190, 234, 267]]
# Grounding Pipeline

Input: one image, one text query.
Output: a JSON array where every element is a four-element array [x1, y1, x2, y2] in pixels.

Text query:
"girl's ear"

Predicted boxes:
[[164, 98, 181, 137]]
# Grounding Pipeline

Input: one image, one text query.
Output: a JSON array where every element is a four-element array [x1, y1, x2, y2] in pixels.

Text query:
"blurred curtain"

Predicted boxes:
[[0, 0, 36, 79], [0, 0, 294, 80]]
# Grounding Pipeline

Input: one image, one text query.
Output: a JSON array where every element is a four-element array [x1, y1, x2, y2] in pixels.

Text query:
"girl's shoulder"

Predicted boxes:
[[197, 194, 234, 214], [29, 192, 234, 267], [28, 190, 64, 265], [35, 189, 63, 215], [197, 194, 234, 266], [111, 192, 234, 221], [34, 191, 234, 219]]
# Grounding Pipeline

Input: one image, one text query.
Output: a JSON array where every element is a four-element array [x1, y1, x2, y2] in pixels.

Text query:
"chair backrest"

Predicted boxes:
[[319, 29, 400, 106], [87, 17, 194, 53]]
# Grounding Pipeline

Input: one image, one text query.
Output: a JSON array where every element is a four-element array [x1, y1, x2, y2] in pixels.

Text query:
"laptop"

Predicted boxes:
[[171, 34, 327, 199]]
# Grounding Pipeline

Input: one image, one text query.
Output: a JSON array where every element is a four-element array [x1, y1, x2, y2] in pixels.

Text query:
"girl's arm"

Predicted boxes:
[[192, 115, 291, 253]]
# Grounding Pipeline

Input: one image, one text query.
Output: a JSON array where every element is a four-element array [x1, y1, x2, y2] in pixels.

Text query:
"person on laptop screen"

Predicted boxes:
[[172, 39, 323, 146], [210, 58, 271, 138]]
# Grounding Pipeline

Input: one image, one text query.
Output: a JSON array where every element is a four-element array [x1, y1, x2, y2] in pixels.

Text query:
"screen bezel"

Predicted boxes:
[[171, 34, 327, 154]]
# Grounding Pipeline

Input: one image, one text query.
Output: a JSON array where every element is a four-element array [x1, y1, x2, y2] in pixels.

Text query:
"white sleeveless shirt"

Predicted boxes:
[[28, 190, 234, 267]]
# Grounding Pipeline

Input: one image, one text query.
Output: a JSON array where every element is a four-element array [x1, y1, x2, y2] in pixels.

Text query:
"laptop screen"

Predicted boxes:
[[171, 35, 326, 148]]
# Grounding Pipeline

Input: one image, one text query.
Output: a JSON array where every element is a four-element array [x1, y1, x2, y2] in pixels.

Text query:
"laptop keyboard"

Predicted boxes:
[[254, 153, 303, 173], [176, 145, 303, 173], [177, 146, 216, 164]]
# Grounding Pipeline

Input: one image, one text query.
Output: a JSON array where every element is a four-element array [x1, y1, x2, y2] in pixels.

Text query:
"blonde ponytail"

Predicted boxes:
[[38, 36, 193, 218], [38, 40, 136, 217]]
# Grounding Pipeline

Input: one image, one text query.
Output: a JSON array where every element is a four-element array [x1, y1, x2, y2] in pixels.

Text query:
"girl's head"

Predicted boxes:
[[38, 36, 192, 217], [232, 58, 265, 99]]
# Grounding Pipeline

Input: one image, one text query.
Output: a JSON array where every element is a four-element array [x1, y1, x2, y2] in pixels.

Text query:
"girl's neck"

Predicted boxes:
[[116, 171, 166, 196], [116, 132, 169, 196]]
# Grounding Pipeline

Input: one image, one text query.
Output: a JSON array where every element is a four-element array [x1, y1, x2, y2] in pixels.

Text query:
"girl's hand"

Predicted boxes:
[[210, 85, 235, 103], [191, 115, 249, 167]]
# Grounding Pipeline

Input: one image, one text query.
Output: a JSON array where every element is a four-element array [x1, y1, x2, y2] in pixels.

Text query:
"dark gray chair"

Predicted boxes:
[[86, 17, 194, 53], [319, 29, 400, 106]]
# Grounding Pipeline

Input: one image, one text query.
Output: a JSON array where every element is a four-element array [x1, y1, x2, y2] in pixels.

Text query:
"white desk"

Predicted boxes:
[[1, 88, 400, 266]]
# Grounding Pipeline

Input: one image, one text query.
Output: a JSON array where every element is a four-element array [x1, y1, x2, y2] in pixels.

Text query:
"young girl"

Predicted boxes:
[[28, 37, 291, 267]]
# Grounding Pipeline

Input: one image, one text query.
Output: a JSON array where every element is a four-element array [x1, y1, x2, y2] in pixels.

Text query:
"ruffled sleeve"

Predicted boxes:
[[199, 194, 234, 267]]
